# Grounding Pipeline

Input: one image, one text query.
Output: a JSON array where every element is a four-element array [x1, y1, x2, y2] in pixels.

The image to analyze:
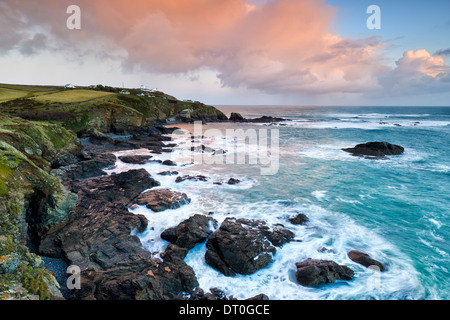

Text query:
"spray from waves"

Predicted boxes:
[[183, 199, 425, 300], [106, 121, 429, 300]]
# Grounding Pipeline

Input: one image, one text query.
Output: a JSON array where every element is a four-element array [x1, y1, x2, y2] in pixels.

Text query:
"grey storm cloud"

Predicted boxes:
[[434, 48, 450, 56]]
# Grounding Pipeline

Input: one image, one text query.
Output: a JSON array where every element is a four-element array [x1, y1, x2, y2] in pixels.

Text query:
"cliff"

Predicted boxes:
[[0, 115, 80, 299], [0, 84, 228, 299], [0, 84, 228, 135]]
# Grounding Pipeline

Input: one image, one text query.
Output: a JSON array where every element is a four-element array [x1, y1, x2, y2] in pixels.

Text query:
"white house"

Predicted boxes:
[[64, 84, 76, 89]]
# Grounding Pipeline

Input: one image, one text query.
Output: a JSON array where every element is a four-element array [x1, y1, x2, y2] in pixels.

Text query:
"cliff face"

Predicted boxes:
[[63, 94, 228, 135], [0, 115, 80, 299], [0, 85, 228, 300]]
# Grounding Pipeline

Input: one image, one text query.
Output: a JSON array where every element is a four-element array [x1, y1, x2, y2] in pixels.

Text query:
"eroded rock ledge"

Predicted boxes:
[[205, 218, 294, 276]]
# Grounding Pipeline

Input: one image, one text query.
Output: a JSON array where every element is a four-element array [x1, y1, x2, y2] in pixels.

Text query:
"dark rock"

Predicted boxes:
[[51, 153, 117, 185], [318, 247, 336, 253], [175, 175, 208, 183], [190, 144, 215, 153], [205, 218, 294, 276], [246, 293, 270, 300], [40, 166, 201, 300], [227, 178, 240, 185], [229, 112, 245, 122], [39, 169, 159, 269], [133, 188, 190, 212], [161, 214, 218, 250], [75, 256, 199, 300], [87, 129, 114, 145], [51, 151, 79, 169], [348, 250, 385, 271], [158, 171, 179, 176], [162, 159, 177, 166], [342, 141, 404, 157], [118, 155, 153, 164], [247, 116, 286, 123], [74, 169, 160, 204], [295, 258, 354, 287], [160, 244, 190, 263], [202, 287, 233, 300], [179, 287, 237, 301], [288, 213, 308, 225]]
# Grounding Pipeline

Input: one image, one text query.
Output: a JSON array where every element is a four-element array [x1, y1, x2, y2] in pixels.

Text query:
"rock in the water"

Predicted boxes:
[[229, 112, 245, 122], [118, 155, 153, 164], [158, 171, 179, 176], [175, 175, 208, 183], [295, 258, 354, 287], [161, 214, 218, 250], [227, 178, 240, 185], [162, 159, 177, 166], [191, 144, 215, 153], [205, 218, 294, 276], [348, 250, 385, 271], [247, 116, 285, 123], [342, 141, 404, 157], [134, 188, 190, 212], [288, 213, 308, 225]]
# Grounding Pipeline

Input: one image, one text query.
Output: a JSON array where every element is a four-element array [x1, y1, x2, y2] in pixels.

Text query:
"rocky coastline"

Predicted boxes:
[[1, 110, 387, 300]]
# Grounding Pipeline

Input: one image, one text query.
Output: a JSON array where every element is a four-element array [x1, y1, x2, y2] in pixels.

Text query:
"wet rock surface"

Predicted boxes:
[[161, 214, 218, 250], [295, 258, 354, 287], [134, 188, 191, 212], [342, 141, 404, 158], [205, 218, 294, 276], [348, 250, 386, 271]]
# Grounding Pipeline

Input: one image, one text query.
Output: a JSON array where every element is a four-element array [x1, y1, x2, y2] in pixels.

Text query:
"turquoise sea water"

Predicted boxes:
[[111, 106, 449, 300]]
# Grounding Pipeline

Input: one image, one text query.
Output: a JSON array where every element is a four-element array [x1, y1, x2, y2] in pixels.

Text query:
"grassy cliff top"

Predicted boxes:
[[0, 83, 227, 134]]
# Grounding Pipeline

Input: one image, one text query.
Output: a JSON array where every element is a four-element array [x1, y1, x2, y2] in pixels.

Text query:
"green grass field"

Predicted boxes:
[[31, 89, 114, 104], [0, 83, 63, 103], [0, 88, 29, 102]]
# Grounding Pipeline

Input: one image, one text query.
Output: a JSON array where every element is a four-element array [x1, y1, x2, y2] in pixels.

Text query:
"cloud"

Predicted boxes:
[[0, 0, 389, 96], [434, 48, 450, 56], [1, 0, 449, 101], [378, 49, 450, 96]]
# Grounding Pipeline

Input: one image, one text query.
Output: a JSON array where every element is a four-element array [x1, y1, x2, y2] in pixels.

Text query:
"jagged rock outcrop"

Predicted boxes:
[[342, 141, 404, 157], [161, 214, 218, 250], [133, 188, 191, 212], [295, 258, 354, 287], [348, 250, 386, 271], [118, 155, 153, 164], [205, 218, 294, 276], [229, 112, 245, 121]]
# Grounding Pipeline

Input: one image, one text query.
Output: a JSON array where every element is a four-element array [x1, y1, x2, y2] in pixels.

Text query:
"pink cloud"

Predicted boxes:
[[1, 0, 448, 99], [396, 50, 449, 78], [378, 49, 450, 96]]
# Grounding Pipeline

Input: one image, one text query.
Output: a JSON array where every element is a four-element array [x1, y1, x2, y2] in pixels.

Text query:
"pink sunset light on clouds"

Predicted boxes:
[[0, 0, 449, 105]]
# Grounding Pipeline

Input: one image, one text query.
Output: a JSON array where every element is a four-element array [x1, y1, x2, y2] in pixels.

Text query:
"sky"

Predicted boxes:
[[0, 0, 449, 106]]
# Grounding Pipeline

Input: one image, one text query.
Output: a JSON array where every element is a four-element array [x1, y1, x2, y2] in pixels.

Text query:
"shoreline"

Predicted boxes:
[[2, 106, 447, 300]]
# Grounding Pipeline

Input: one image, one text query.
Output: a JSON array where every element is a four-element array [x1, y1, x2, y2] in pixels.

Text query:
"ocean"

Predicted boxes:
[[106, 106, 450, 300]]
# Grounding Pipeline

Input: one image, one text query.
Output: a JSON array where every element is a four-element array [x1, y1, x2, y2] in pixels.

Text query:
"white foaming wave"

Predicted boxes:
[[275, 117, 448, 130], [106, 134, 425, 299], [183, 199, 425, 300], [323, 113, 431, 119], [312, 190, 328, 201]]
